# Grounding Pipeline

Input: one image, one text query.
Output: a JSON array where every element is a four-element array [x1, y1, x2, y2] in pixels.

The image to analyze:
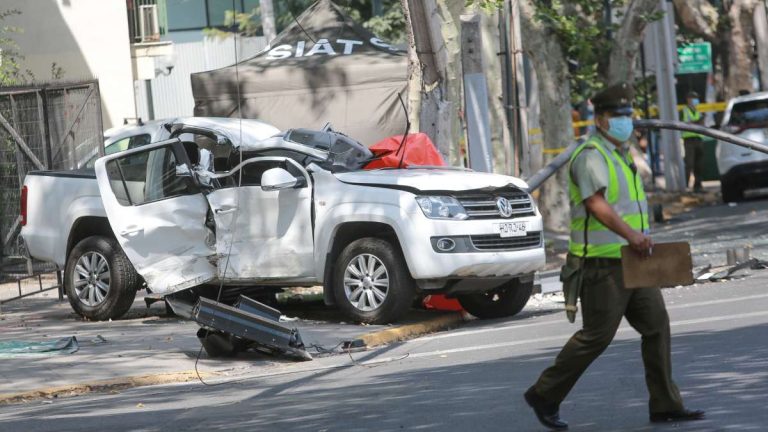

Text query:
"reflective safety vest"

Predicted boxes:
[[681, 106, 704, 139], [568, 134, 649, 258]]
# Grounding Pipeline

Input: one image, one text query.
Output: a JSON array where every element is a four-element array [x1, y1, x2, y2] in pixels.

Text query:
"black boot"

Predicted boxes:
[[650, 408, 705, 423], [524, 386, 568, 430]]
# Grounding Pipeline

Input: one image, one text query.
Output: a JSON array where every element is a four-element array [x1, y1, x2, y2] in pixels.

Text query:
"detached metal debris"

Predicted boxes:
[[694, 258, 768, 283], [192, 295, 312, 361]]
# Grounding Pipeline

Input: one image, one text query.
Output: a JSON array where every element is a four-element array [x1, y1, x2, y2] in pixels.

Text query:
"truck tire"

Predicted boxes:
[[333, 237, 416, 324], [457, 278, 533, 319], [64, 236, 139, 320]]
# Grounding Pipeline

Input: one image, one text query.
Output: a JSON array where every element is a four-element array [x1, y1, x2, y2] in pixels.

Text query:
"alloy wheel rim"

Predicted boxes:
[[343, 254, 389, 312], [73, 252, 111, 307]]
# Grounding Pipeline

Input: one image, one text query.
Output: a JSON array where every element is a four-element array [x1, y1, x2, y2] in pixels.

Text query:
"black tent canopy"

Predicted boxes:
[[191, 0, 408, 145]]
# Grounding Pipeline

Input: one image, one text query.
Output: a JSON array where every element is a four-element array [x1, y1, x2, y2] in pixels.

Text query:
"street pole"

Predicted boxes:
[[508, 0, 529, 178], [461, 13, 494, 173], [649, 0, 686, 191], [144, 79, 155, 121], [639, 42, 659, 189]]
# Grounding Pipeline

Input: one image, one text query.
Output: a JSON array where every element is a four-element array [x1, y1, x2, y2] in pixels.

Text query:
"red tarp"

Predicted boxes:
[[364, 133, 446, 169]]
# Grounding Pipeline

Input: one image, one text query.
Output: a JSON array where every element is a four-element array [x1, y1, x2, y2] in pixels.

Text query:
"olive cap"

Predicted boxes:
[[593, 82, 634, 115]]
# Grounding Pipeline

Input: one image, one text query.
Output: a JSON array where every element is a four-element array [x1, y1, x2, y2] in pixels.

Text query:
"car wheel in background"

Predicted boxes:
[[64, 236, 139, 320], [333, 237, 416, 324], [721, 178, 744, 203], [457, 278, 533, 319]]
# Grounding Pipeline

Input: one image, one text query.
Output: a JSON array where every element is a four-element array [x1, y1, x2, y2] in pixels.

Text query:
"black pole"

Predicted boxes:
[[639, 41, 658, 188], [526, 120, 768, 192]]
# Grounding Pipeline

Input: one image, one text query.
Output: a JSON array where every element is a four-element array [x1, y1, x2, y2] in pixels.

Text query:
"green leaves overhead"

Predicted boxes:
[[206, 0, 406, 44], [466, 0, 505, 14], [533, 0, 625, 101]]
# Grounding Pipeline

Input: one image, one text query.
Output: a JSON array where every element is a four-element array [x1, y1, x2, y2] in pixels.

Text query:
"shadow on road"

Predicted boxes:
[[2, 319, 765, 432]]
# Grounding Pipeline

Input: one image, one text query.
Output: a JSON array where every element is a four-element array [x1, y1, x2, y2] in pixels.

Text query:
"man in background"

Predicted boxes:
[[681, 91, 705, 192]]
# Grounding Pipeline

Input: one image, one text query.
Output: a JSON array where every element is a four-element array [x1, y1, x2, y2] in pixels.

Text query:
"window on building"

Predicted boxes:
[[167, 0, 208, 31], [166, 0, 262, 31]]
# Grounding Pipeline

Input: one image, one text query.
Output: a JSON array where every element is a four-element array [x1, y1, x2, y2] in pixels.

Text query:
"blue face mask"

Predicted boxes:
[[691, 98, 700, 107], [607, 116, 634, 142]]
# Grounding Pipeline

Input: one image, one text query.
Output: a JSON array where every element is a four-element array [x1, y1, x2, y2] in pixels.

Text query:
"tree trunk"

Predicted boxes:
[[725, 0, 759, 99], [260, 0, 277, 43], [519, 0, 572, 233], [400, 0, 423, 130], [604, 0, 661, 84], [672, 0, 719, 42]]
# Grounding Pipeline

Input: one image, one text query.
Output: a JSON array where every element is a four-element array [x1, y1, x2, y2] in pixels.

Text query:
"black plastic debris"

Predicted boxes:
[[193, 295, 312, 361], [695, 258, 768, 282]]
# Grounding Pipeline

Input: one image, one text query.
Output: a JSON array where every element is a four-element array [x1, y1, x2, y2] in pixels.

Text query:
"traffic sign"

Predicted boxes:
[[677, 42, 712, 74]]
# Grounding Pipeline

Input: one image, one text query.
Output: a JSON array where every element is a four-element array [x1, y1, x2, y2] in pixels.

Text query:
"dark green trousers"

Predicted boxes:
[[533, 258, 684, 414]]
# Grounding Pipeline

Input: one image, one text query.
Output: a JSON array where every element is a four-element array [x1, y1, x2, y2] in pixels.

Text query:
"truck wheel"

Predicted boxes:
[[65, 236, 139, 320], [457, 278, 533, 319], [333, 237, 415, 324]]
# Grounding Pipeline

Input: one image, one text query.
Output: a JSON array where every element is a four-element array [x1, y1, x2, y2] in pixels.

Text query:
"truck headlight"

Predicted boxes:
[[415, 196, 468, 220]]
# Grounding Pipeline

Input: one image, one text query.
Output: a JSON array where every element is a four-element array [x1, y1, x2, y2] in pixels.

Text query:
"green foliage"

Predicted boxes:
[[467, 0, 663, 105], [466, 0, 504, 14], [532, 1, 624, 102], [205, 0, 406, 44], [0, 9, 63, 85], [0, 9, 28, 86], [361, 4, 405, 44]]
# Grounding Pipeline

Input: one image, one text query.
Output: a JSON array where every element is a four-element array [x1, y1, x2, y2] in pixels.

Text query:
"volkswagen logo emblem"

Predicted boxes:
[[496, 197, 513, 218]]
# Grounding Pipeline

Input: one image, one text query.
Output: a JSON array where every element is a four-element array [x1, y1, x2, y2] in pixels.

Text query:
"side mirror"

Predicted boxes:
[[261, 167, 298, 191]]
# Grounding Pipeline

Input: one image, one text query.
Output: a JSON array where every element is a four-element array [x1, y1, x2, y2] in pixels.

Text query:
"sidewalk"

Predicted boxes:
[[0, 293, 462, 401]]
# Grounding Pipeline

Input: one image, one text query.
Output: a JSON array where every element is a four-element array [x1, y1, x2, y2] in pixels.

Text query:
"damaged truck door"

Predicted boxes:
[[206, 157, 315, 280], [94, 140, 217, 294]]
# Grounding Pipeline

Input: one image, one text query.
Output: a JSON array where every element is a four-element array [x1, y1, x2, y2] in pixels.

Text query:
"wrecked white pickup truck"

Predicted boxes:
[[20, 118, 545, 324]]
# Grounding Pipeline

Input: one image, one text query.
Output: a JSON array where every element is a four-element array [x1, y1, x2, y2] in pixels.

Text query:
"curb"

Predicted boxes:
[[352, 312, 467, 349], [0, 370, 216, 405]]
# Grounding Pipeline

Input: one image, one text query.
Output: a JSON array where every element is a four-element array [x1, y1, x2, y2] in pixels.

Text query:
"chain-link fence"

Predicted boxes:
[[0, 80, 104, 283]]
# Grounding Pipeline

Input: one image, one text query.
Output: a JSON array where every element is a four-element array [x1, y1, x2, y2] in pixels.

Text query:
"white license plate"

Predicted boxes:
[[493, 221, 528, 238]]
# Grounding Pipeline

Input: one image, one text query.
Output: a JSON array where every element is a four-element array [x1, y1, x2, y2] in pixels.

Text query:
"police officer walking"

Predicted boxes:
[[523, 83, 705, 430], [682, 91, 706, 192]]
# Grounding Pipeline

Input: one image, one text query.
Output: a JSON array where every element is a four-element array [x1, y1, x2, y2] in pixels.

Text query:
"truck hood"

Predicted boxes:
[[334, 169, 529, 192]]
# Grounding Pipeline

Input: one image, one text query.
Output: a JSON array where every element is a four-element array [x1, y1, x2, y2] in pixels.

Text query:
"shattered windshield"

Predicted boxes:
[[285, 128, 373, 172], [327, 135, 374, 172]]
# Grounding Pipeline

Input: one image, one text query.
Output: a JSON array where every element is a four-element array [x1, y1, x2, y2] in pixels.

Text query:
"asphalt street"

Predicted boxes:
[[1, 197, 767, 431], [2, 272, 767, 430]]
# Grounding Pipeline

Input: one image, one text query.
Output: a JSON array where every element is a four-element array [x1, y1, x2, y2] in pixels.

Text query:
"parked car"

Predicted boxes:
[[20, 118, 545, 324], [716, 91, 768, 202]]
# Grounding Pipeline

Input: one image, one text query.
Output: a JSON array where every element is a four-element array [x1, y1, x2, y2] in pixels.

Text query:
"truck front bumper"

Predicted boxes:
[[399, 213, 546, 280]]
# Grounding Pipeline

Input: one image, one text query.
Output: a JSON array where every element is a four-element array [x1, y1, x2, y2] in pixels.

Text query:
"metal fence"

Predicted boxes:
[[0, 80, 104, 283]]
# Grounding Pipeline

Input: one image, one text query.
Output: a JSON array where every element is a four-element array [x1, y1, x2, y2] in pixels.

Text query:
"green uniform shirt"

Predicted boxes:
[[570, 135, 630, 201]]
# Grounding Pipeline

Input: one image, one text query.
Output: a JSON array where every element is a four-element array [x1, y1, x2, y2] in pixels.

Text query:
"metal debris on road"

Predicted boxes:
[[694, 258, 768, 282], [193, 295, 312, 361]]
